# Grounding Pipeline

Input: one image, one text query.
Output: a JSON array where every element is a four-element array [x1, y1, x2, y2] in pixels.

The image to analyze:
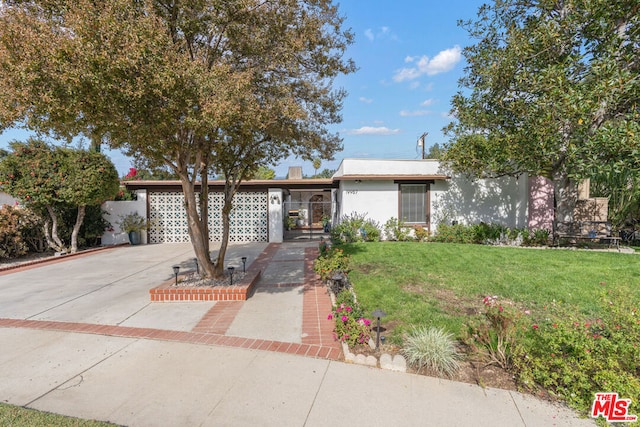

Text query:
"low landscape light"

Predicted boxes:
[[193, 258, 199, 275], [172, 265, 180, 286], [228, 266, 235, 286], [241, 257, 247, 273], [371, 309, 387, 350]]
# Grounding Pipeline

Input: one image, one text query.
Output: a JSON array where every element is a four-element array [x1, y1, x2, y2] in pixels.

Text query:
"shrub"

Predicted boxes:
[[512, 290, 640, 416], [431, 223, 475, 244], [403, 326, 462, 377], [383, 217, 412, 241], [413, 225, 430, 242], [0, 206, 45, 259], [330, 212, 380, 244], [314, 246, 350, 281], [59, 205, 109, 248], [464, 296, 523, 369], [328, 289, 372, 347], [525, 228, 551, 246], [432, 223, 552, 247]]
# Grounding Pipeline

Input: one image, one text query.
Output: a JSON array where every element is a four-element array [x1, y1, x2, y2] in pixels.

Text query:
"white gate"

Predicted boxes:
[[148, 191, 268, 243]]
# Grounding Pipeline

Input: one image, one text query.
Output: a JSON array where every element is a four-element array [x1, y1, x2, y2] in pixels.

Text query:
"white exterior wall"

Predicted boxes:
[[101, 190, 148, 245], [430, 174, 528, 230], [334, 159, 530, 235], [0, 192, 18, 206], [335, 158, 440, 176], [268, 188, 283, 243], [337, 180, 398, 227]]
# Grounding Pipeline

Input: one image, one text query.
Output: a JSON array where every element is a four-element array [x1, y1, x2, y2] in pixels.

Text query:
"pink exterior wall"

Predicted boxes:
[[528, 176, 554, 231]]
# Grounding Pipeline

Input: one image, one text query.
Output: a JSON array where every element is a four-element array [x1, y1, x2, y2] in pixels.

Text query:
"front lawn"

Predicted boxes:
[[342, 242, 640, 418], [0, 403, 118, 426]]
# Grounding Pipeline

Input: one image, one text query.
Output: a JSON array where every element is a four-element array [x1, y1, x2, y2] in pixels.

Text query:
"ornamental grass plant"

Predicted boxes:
[[402, 326, 461, 377]]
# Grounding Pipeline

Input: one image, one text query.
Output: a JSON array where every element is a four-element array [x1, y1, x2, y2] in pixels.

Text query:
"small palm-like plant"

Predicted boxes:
[[403, 326, 462, 377]]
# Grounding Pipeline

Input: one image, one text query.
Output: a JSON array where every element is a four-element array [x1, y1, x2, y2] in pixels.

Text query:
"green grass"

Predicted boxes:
[[345, 242, 640, 342], [0, 403, 118, 426]]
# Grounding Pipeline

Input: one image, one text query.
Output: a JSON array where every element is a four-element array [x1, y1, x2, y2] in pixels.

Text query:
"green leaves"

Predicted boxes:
[[445, 0, 640, 183]]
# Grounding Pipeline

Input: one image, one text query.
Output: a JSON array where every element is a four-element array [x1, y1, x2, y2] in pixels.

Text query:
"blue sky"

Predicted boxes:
[[0, 0, 486, 178]]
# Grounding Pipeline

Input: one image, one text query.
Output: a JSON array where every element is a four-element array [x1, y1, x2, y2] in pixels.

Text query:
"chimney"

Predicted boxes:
[[288, 166, 302, 180]]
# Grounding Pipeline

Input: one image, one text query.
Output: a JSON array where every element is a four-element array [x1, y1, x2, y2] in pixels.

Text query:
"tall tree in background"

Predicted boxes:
[[312, 158, 321, 176], [0, 140, 119, 253], [444, 0, 640, 229], [0, 0, 354, 278]]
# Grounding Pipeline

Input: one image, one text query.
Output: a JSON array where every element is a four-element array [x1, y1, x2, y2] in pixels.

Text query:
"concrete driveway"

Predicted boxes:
[[0, 243, 266, 330]]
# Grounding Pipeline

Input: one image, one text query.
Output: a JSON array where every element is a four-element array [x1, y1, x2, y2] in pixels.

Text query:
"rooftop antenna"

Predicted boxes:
[[417, 132, 428, 159]]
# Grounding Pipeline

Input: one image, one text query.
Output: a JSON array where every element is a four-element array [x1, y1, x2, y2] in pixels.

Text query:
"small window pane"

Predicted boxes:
[[400, 184, 426, 223]]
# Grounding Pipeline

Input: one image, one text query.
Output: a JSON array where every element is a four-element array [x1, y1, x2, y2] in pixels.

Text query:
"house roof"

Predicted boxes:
[[123, 159, 450, 191], [124, 178, 337, 191], [333, 174, 449, 181]]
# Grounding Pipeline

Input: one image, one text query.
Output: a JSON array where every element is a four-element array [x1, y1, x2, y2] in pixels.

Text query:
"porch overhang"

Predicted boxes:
[[124, 178, 338, 192]]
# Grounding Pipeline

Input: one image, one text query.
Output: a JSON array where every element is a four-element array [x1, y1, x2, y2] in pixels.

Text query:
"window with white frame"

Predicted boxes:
[[400, 184, 426, 224]]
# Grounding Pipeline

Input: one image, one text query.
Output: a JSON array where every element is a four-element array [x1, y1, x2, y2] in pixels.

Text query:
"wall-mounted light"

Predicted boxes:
[[270, 194, 281, 205], [354, 179, 361, 184]]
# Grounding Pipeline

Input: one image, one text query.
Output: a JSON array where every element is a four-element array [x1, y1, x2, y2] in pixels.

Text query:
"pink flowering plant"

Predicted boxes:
[[464, 295, 524, 369], [328, 289, 372, 347], [511, 289, 640, 415]]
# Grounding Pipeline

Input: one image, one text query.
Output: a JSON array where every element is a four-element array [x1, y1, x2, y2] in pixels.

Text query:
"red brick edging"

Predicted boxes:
[[0, 244, 128, 275], [0, 317, 341, 360], [149, 243, 281, 302]]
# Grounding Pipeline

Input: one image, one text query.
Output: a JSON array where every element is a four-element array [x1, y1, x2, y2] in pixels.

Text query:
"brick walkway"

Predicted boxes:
[[0, 243, 342, 360]]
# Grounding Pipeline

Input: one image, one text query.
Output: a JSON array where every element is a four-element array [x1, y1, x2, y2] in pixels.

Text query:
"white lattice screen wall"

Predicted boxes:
[[148, 191, 268, 244]]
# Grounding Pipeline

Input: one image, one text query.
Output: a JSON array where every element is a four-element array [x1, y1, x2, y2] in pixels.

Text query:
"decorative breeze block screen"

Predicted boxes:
[[148, 191, 268, 243]]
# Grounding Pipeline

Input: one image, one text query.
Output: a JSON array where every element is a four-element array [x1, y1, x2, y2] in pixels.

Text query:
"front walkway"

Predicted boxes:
[[0, 242, 341, 360]]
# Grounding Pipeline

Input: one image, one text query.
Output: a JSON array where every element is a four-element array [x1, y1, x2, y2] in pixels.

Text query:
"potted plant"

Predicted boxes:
[[296, 210, 306, 228], [118, 212, 147, 245], [321, 215, 331, 232], [284, 216, 296, 231]]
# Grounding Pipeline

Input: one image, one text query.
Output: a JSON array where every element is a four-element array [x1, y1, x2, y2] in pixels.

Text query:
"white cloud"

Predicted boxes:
[[359, 97, 373, 104], [421, 98, 435, 107], [347, 126, 401, 136], [399, 110, 432, 117], [393, 45, 462, 82], [404, 55, 415, 63], [364, 29, 374, 41], [364, 26, 396, 42]]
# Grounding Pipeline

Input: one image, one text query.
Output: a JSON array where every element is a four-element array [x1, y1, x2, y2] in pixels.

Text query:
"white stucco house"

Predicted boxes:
[[102, 158, 537, 245], [333, 158, 529, 232]]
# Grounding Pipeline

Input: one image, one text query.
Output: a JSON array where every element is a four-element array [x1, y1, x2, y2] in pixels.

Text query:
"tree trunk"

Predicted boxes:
[[552, 170, 578, 234], [199, 167, 210, 262], [180, 177, 216, 278], [70, 205, 86, 253], [45, 205, 66, 252], [214, 179, 239, 278]]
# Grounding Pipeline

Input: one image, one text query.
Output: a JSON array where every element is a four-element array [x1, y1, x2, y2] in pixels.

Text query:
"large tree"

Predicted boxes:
[[443, 0, 640, 229], [0, 0, 354, 277]]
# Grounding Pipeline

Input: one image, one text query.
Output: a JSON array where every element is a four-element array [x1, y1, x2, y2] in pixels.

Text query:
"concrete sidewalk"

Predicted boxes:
[[0, 243, 594, 426]]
